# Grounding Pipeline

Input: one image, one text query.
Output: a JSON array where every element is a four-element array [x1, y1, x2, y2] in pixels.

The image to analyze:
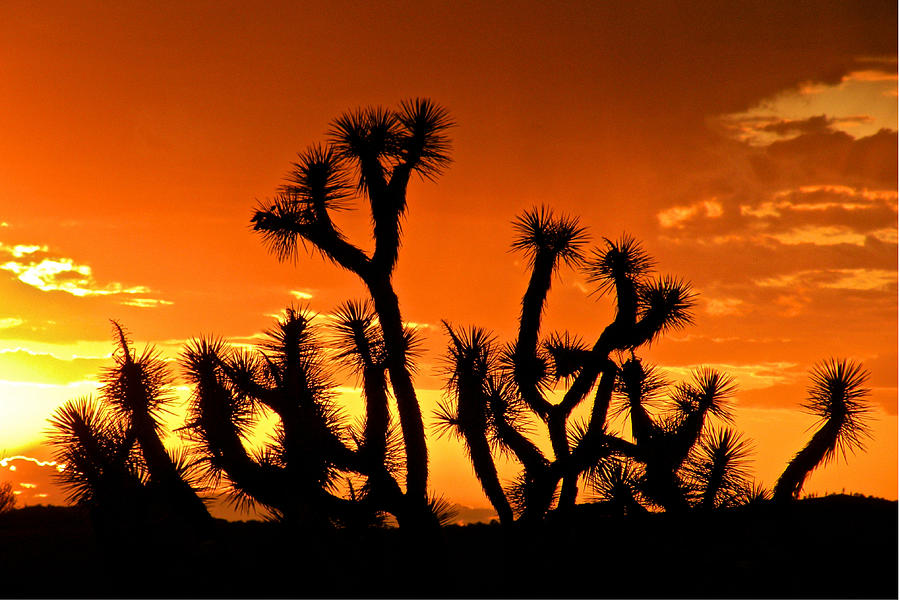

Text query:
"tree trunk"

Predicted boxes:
[[514, 252, 554, 417], [366, 277, 429, 506], [774, 420, 841, 503], [130, 409, 212, 528], [463, 429, 514, 525]]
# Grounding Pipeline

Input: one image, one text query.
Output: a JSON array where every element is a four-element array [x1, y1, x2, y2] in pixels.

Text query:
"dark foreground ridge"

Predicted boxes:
[[0, 494, 896, 599]]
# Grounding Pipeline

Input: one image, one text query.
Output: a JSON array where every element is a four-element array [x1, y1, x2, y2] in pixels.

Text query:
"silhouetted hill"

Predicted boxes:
[[0, 495, 895, 598]]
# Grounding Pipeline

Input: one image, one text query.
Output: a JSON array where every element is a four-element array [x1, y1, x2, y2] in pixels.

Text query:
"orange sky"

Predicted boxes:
[[0, 1, 896, 517]]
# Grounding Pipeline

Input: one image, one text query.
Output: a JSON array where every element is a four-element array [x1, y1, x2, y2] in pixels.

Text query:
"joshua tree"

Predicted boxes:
[[774, 358, 872, 503], [251, 99, 453, 518], [436, 208, 747, 521], [48, 323, 212, 534], [181, 306, 444, 529], [48, 397, 144, 507]]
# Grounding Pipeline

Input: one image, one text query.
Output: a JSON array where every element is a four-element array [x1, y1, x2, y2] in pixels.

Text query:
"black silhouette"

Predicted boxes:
[[774, 358, 872, 503], [436, 212, 760, 520], [0, 480, 15, 513], [251, 99, 453, 526], [48, 322, 212, 538], [12, 97, 889, 598], [180, 307, 431, 528]]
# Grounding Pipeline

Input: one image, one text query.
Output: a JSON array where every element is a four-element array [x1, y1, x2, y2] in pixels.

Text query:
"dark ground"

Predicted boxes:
[[0, 494, 896, 599]]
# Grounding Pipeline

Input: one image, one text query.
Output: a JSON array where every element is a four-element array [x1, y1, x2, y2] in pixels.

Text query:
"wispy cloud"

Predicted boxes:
[[0, 317, 24, 329], [0, 455, 65, 472], [719, 68, 898, 145], [754, 268, 897, 291], [705, 297, 744, 316], [661, 362, 801, 392], [658, 199, 724, 228], [0, 242, 170, 306], [768, 225, 867, 246], [821, 269, 898, 291], [121, 298, 174, 308]]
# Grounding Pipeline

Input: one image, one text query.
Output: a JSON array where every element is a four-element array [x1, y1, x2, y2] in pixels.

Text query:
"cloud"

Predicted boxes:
[[660, 362, 802, 393], [0, 256, 148, 297], [754, 268, 897, 292], [0, 242, 171, 307], [871, 228, 898, 244], [705, 297, 744, 316], [0, 456, 67, 507], [843, 69, 899, 83], [751, 114, 876, 140], [821, 269, 898, 291], [657, 199, 724, 228], [768, 225, 868, 246], [721, 65, 897, 146], [763, 129, 897, 187], [120, 298, 174, 308]]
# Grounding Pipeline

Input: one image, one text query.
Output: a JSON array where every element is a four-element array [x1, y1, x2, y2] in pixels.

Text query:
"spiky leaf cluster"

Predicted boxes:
[[586, 235, 655, 296], [283, 144, 353, 211], [671, 368, 737, 423], [47, 396, 144, 506], [511, 207, 589, 269], [100, 322, 174, 433], [633, 276, 696, 344], [543, 331, 590, 382], [589, 457, 647, 514], [803, 358, 872, 463], [328, 99, 454, 190], [611, 357, 669, 421], [331, 300, 386, 372], [396, 98, 455, 181], [683, 427, 754, 509]]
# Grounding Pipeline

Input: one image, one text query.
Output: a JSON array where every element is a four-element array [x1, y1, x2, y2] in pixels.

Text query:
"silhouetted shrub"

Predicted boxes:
[[0, 481, 15, 513]]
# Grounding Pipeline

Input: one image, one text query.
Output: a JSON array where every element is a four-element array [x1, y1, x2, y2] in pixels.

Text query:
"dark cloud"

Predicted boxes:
[[761, 115, 836, 136], [765, 129, 897, 187]]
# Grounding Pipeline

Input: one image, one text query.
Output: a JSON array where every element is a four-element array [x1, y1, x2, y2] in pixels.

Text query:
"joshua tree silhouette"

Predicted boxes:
[[436, 209, 757, 521], [44, 102, 877, 535], [48, 323, 212, 536], [251, 99, 453, 522], [774, 358, 872, 503], [180, 306, 425, 528]]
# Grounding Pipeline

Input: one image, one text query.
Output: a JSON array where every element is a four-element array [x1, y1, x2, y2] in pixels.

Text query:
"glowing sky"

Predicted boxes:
[[0, 1, 896, 516]]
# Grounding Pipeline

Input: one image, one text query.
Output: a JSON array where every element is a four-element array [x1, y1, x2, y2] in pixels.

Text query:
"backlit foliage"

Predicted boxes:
[[438, 207, 874, 521]]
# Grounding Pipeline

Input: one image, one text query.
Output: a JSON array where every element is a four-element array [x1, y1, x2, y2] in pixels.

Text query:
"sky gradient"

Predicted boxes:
[[0, 1, 896, 517]]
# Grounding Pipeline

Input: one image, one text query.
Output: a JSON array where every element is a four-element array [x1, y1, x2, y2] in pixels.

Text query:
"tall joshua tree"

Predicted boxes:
[[251, 99, 453, 512], [436, 208, 745, 521], [774, 358, 872, 503]]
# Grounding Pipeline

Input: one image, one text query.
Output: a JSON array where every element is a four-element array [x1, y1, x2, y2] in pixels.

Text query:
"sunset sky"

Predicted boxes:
[[0, 1, 896, 517]]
